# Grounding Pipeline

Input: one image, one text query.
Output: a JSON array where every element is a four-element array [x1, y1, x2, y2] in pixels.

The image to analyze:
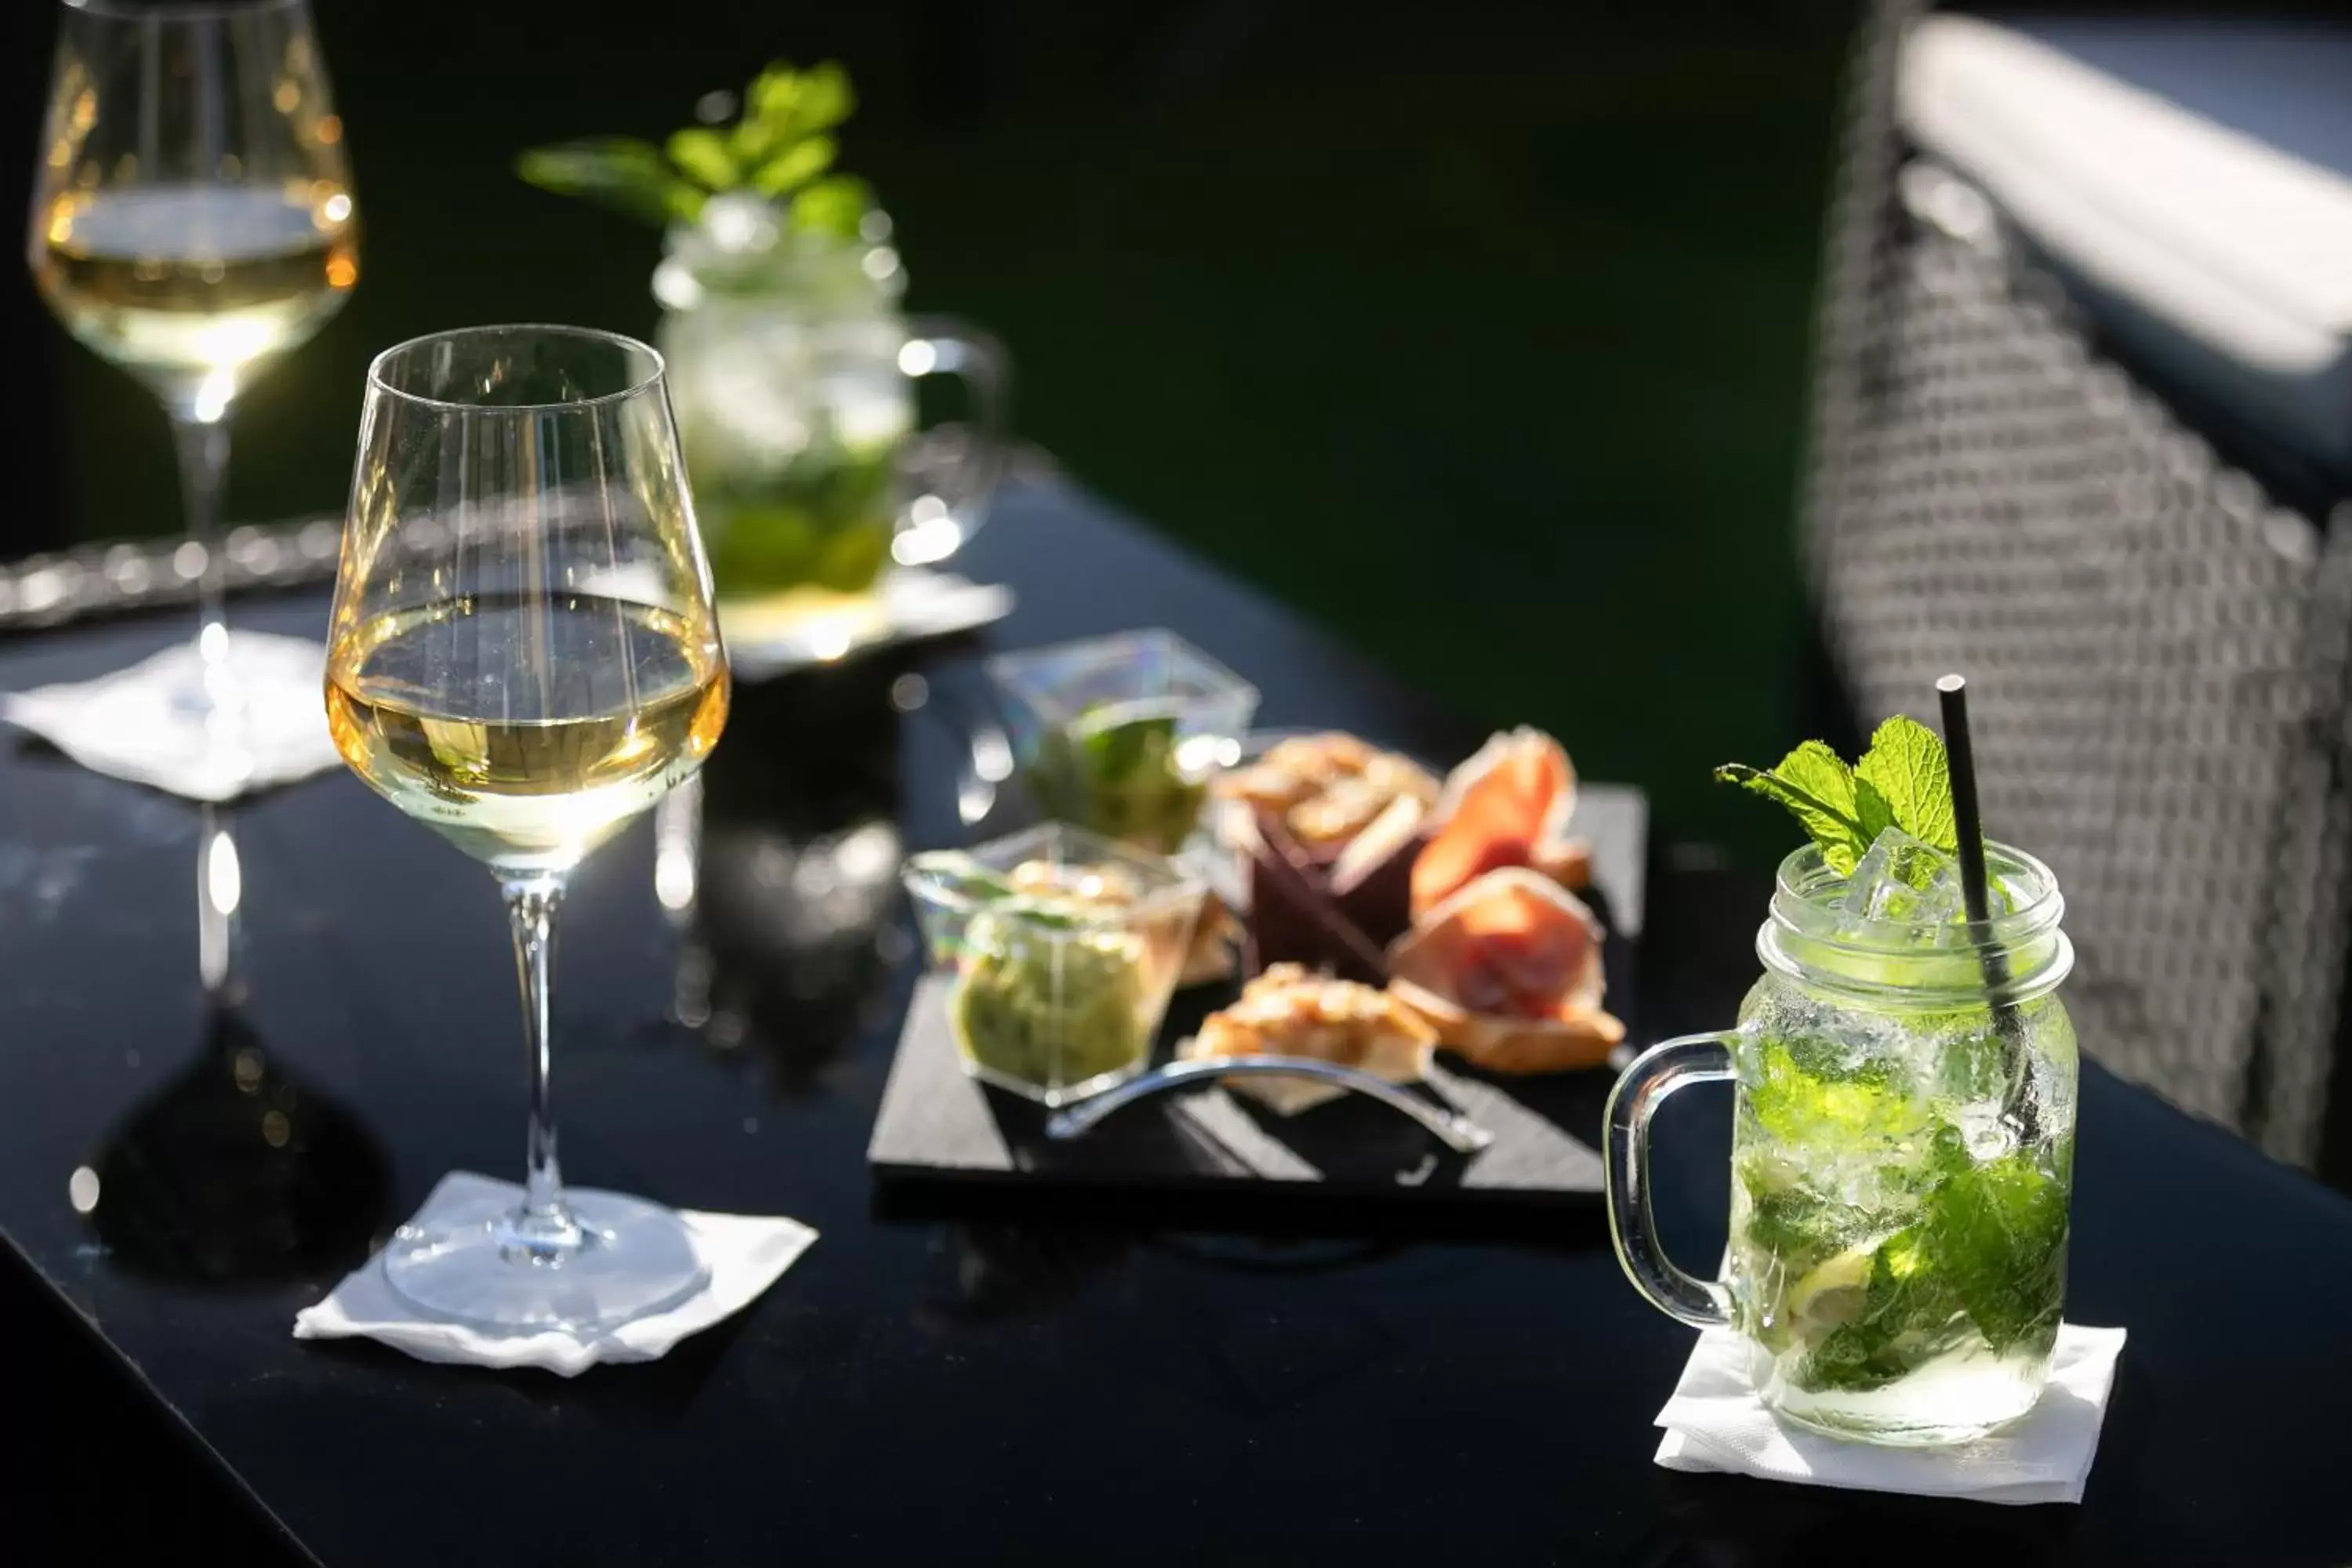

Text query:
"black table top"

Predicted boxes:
[[3, 476, 2350, 1567]]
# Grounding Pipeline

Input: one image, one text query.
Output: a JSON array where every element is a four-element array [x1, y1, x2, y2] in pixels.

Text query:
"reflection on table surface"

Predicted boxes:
[[83, 994, 392, 1286], [658, 653, 922, 1095], [79, 806, 391, 1285]]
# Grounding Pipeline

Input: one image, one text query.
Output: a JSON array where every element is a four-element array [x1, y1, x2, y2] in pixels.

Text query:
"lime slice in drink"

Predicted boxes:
[[1785, 1241, 1877, 1336]]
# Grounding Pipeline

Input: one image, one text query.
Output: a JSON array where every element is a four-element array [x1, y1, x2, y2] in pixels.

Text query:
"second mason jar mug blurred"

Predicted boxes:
[[654, 193, 1007, 627]]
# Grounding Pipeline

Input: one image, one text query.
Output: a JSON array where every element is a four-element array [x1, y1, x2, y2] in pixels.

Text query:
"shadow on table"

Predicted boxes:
[[1632, 1473, 2078, 1566], [76, 799, 394, 1287], [912, 1221, 1134, 1332], [84, 998, 392, 1287], [873, 1163, 1615, 1252], [654, 652, 926, 1096], [293, 1290, 762, 1423]]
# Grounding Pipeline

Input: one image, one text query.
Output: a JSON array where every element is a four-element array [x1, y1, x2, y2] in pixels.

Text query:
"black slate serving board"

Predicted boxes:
[[869, 784, 1646, 1203]]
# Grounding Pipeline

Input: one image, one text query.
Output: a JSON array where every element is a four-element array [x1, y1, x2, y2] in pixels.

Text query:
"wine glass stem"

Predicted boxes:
[[168, 411, 241, 714], [503, 875, 582, 1257]]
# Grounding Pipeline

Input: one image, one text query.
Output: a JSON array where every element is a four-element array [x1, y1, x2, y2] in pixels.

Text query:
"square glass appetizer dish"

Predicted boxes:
[[902, 822, 1208, 1105], [987, 630, 1259, 854]]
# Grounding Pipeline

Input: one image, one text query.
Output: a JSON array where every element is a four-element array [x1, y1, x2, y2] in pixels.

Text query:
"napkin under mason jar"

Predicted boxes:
[[295, 1171, 818, 1376], [1654, 1323, 2126, 1504]]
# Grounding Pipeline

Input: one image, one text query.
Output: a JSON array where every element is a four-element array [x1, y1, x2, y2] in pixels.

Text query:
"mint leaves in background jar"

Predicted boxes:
[[518, 60, 873, 238], [517, 64, 1007, 620]]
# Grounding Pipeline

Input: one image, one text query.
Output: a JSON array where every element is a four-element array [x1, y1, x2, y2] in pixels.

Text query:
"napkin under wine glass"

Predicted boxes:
[[2, 630, 340, 801], [295, 1171, 818, 1376]]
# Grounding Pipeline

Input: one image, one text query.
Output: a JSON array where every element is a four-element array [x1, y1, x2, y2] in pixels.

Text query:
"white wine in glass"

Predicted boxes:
[[328, 325, 730, 1332], [34, 181, 358, 412], [326, 593, 728, 877], [27, 0, 358, 765]]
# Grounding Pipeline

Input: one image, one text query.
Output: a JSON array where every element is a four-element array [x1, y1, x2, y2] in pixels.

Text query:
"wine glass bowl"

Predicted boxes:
[[328, 328, 728, 880], [29, 0, 358, 419], [328, 325, 728, 1330]]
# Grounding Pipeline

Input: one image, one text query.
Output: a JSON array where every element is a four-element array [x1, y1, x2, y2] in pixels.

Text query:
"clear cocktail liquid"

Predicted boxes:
[[1728, 975, 2074, 1443]]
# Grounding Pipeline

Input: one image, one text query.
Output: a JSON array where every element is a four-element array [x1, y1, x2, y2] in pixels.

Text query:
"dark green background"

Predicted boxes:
[[13, 0, 1860, 861]]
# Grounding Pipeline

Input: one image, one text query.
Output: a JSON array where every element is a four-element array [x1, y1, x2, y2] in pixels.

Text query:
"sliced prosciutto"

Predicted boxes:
[[1410, 728, 1591, 919], [1388, 867, 1624, 1073]]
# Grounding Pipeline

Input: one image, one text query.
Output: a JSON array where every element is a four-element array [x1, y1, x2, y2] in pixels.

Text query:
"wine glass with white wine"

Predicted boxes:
[[327, 325, 730, 1330], [27, 0, 358, 772]]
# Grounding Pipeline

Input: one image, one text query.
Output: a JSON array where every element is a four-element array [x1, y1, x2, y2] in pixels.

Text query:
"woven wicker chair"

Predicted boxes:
[[1802, 0, 2352, 1164]]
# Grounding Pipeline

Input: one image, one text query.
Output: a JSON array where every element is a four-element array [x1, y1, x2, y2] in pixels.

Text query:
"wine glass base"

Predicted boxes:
[[382, 1187, 709, 1333]]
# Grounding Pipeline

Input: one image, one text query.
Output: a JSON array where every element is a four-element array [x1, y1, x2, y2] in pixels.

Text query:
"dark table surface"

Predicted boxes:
[[4, 475, 2350, 1568]]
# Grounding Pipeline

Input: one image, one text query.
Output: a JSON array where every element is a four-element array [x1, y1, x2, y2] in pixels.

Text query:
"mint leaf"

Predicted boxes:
[[1772, 740, 1862, 821], [520, 60, 870, 233], [1926, 1150, 2068, 1352], [666, 127, 739, 191], [1745, 1037, 1931, 1148], [1715, 740, 1873, 873], [750, 63, 804, 123], [790, 175, 872, 238], [1796, 1227, 1967, 1392], [1854, 716, 1958, 854], [753, 134, 837, 197], [751, 60, 855, 138], [1853, 775, 1899, 846], [516, 138, 704, 227], [782, 62, 855, 136], [1740, 1182, 1878, 1276], [1722, 717, 1973, 870]]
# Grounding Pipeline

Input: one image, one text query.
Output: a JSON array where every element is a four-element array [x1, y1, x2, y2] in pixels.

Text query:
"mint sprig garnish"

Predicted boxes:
[[517, 60, 875, 238], [1718, 717, 1959, 874]]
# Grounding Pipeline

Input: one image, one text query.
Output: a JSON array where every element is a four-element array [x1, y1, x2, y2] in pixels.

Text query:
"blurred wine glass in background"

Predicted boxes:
[[27, 0, 358, 779]]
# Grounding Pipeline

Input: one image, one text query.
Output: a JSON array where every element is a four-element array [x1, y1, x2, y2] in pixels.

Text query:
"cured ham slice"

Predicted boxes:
[[1410, 728, 1591, 919], [1389, 867, 1624, 1073]]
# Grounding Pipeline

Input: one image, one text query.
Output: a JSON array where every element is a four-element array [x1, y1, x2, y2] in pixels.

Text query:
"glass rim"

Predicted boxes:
[[1759, 838, 2072, 1002], [901, 826, 1209, 933], [986, 628, 1260, 720], [1769, 838, 2063, 939], [365, 324, 666, 416], [65, 0, 303, 20]]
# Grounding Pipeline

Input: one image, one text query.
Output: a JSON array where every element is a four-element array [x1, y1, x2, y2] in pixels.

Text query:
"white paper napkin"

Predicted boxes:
[[294, 1171, 818, 1377], [722, 566, 1014, 680], [1655, 1324, 2126, 1504], [2, 629, 340, 801]]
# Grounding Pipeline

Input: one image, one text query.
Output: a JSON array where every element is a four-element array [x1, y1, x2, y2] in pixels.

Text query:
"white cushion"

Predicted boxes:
[[1899, 16, 2352, 471]]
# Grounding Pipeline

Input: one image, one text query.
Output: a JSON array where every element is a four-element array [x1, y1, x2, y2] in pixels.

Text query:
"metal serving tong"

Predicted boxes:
[[1044, 1054, 1494, 1156]]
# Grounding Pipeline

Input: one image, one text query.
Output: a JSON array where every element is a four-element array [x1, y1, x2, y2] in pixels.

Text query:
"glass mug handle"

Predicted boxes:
[[1604, 1030, 1741, 1329], [895, 315, 1011, 566]]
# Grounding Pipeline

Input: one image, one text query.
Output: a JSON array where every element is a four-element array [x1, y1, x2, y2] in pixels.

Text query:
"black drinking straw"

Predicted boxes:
[[1936, 674, 1995, 931], [1937, 674, 2034, 1127]]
